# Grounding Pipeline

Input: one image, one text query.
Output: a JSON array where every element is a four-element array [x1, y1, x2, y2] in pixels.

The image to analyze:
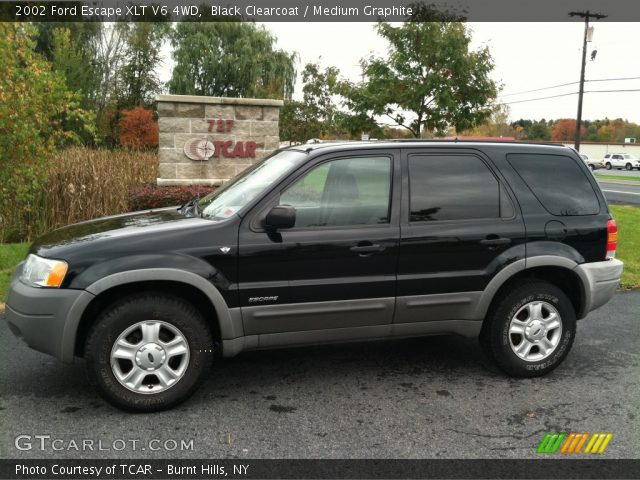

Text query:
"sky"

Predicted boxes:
[[160, 22, 640, 124]]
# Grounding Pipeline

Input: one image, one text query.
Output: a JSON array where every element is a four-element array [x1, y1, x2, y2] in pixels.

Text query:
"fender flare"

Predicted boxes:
[[80, 268, 238, 339], [474, 256, 587, 320]]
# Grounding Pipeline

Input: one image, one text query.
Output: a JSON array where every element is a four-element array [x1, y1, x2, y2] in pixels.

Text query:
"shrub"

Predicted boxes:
[[44, 147, 158, 235], [128, 185, 215, 211], [119, 106, 159, 148]]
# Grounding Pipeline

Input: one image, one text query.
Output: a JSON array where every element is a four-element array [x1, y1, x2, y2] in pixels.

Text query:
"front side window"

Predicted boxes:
[[409, 155, 500, 222], [279, 156, 392, 228]]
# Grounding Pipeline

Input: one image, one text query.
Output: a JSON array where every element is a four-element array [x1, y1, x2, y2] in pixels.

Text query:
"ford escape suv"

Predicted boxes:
[[6, 141, 623, 411]]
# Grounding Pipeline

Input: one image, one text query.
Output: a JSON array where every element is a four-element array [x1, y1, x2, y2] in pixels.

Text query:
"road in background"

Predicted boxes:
[[1, 292, 638, 459], [598, 180, 640, 205], [596, 169, 640, 179]]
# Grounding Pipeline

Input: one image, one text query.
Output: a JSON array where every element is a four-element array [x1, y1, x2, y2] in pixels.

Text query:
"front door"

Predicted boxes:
[[238, 151, 400, 336]]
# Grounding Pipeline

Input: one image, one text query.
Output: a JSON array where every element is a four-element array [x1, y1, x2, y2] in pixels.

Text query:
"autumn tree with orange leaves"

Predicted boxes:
[[551, 119, 586, 142], [118, 107, 158, 149]]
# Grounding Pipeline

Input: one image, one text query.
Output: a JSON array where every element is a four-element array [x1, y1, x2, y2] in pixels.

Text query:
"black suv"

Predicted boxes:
[[7, 141, 623, 411]]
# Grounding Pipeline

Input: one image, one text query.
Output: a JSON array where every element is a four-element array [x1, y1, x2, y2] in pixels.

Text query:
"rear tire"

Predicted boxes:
[[85, 294, 213, 412], [480, 282, 576, 377]]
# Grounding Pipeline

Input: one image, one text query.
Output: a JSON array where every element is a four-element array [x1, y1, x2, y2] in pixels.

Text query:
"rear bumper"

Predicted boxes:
[[5, 263, 94, 363], [574, 259, 624, 317]]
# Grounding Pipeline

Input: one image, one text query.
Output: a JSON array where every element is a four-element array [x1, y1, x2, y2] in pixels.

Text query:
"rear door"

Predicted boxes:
[[238, 149, 401, 335], [396, 148, 526, 323]]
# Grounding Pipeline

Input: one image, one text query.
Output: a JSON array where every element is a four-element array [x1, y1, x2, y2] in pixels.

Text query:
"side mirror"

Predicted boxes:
[[265, 204, 296, 230]]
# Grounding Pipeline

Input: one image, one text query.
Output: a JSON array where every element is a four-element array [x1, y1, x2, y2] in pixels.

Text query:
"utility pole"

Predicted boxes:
[[569, 10, 607, 151]]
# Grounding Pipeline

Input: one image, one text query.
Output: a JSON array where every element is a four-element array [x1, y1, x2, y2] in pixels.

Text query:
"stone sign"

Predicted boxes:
[[155, 94, 283, 186]]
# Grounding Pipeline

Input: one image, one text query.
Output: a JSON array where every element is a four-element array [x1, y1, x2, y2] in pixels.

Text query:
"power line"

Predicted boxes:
[[499, 76, 640, 98], [503, 92, 578, 105], [502, 88, 640, 105], [500, 82, 578, 98], [588, 76, 640, 82], [586, 88, 640, 93]]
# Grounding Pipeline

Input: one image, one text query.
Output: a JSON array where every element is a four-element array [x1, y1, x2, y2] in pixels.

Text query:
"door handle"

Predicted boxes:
[[350, 243, 385, 254], [480, 237, 512, 246]]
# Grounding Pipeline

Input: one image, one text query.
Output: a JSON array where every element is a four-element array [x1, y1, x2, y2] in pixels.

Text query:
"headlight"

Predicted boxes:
[[20, 254, 68, 288]]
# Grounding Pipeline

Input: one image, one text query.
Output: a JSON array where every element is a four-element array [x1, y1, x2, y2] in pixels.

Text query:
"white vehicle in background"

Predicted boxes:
[[603, 153, 640, 171], [579, 153, 604, 170]]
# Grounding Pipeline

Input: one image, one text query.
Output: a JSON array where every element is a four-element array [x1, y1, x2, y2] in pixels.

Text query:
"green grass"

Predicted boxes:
[[609, 205, 640, 289], [595, 174, 640, 184], [0, 243, 29, 303]]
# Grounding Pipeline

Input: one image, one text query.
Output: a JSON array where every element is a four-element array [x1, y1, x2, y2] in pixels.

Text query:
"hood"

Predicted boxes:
[[31, 208, 212, 258]]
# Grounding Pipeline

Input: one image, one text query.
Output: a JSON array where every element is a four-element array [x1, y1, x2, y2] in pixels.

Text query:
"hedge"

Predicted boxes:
[[128, 185, 216, 211]]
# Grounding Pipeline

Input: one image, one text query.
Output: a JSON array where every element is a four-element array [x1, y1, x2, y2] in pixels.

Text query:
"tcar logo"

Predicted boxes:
[[184, 138, 215, 161]]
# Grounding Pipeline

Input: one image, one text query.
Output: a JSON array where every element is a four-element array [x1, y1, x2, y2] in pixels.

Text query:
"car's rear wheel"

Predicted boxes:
[[606, 162, 612, 170], [626, 163, 633, 171], [85, 294, 213, 412], [480, 281, 576, 377], [589, 164, 595, 170]]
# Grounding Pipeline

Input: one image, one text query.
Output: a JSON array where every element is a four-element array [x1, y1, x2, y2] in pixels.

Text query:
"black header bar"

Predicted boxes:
[[0, 0, 637, 22]]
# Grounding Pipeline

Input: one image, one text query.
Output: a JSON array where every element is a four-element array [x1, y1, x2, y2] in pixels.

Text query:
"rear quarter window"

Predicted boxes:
[[507, 153, 600, 216]]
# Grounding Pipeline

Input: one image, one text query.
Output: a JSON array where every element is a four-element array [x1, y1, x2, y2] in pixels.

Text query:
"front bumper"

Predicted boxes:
[[574, 259, 624, 317], [5, 263, 94, 363]]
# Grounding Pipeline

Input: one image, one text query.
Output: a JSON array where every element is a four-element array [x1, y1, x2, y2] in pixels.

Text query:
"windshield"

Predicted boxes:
[[196, 150, 306, 220]]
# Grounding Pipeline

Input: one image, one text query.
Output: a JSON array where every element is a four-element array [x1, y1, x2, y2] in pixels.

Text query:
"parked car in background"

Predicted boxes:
[[603, 153, 640, 170], [580, 153, 604, 170]]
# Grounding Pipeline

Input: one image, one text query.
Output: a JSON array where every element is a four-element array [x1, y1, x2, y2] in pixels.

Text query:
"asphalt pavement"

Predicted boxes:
[[599, 180, 640, 205], [1, 291, 638, 460]]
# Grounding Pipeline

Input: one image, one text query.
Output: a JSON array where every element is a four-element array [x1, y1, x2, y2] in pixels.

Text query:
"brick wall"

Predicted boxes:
[[155, 95, 283, 186]]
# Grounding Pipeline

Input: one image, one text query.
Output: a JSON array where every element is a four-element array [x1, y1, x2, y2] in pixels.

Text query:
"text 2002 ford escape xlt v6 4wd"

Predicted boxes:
[[7, 141, 623, 411]]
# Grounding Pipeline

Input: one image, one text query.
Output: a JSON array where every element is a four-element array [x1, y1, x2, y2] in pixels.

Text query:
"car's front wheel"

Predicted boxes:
[[480, 282, 576, 377], [606, 162, 612, 170], [85, 294, 213, 412], [626, 163, 633, 171]]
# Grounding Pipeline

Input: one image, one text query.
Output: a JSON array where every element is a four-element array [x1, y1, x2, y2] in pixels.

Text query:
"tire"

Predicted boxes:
[[589, 164, 595, 171], [626, 163, 632, 171], [606, 162, 612, 170], [85, 294, 213, 412], [480, 281, 576, 377]]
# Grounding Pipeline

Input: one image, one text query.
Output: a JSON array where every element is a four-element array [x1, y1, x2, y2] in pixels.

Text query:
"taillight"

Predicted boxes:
[[606, 219, 618, 259]]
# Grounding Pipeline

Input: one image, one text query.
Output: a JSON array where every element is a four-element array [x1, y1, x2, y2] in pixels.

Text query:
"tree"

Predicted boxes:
[[119, 107, 159, 148], [526, 121, 551, 141], [0, 24, 92, 241], [341, 21, 497, 137], [551, 119, 585, 142], [460, 103, 516, 137], [168, 22, 297, 100], [119, 23, 171, 108], [279, 100, 322, 144]]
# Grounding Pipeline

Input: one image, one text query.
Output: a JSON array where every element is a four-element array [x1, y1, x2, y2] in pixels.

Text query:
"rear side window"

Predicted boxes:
[[507, 153, 599, 216], [408, 154, 501, 222]]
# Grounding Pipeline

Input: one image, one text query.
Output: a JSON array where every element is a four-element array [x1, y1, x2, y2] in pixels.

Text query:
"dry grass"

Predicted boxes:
[[44, 147, 158, 232]]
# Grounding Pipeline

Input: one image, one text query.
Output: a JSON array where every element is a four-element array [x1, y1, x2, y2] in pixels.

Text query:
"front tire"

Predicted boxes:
[[606, 162, 612, 170], [626, 163, 632, 171], [85, 294, 213, 412], [480, 282, 576, 377]]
